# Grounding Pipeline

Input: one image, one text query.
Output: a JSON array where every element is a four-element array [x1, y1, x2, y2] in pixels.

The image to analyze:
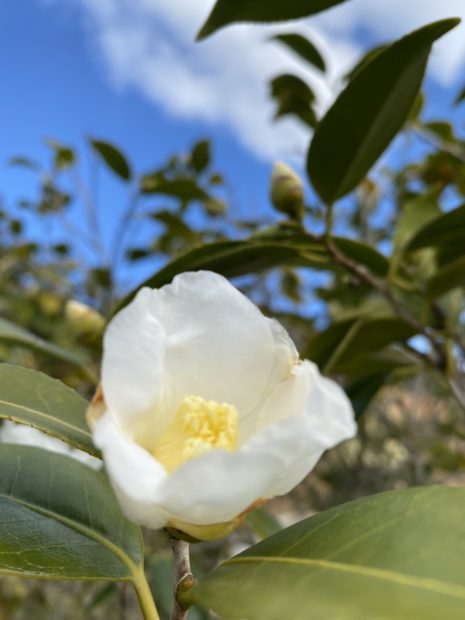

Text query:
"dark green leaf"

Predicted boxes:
[[113, 233, 329, 315], [270, 74, 318, 127], [392, 191, 441, 254], [189, 487, 465, 620], [0, 363, 97, 456], [190, 140, 211, 173], [89, 139, 132, 181], [426, 256, 465, 299], [0, 317, 87, 369], [141, 177, 209, 201], [197, 0, 349, 41], [407, 203, 465, 251], [307, 19, 460, 204], [271, 33, 325, 72], [0, 445, 142, 580], [304, 318, 357, 368], [454, 83, 465, 106], [46, 139, 76, 170], [333, 237, 389, 277], [424, 121, 456, 143], [323, 317, 417, 373], [344, 44, 388, 82]]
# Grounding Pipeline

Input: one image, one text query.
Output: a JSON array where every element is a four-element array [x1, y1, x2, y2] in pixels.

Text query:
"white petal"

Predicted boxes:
[[145, 271, 296, 423], [154, 446, 285, 525], [93, 413, 168, 529], [252, 360, 356, 496], [102, 288, 166, 437]]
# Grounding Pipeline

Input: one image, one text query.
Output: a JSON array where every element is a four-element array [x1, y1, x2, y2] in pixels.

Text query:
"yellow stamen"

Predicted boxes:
[[153, 395, 239, 473]]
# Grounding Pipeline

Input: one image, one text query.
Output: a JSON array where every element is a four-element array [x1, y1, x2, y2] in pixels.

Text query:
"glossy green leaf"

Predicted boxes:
[[190, 487, 465, 620], [89, 139, 132, 181], [426, 256, 465, 299], [0, 445, 142, 580], [197, 0, 349, 41], [307, 19, 460, 204], [271, 33, 325, 71], [0, 363, 97, 456], [0, 317, 86, 369], [407, 203, 465, 251]]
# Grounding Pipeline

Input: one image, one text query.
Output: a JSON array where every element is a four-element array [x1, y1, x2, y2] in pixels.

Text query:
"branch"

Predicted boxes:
[[170, 539, 195, 620]]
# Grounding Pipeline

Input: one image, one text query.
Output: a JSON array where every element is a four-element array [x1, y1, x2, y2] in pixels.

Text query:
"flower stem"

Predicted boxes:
[[133, 566, 161, 620], [170, 538, 195, 620]]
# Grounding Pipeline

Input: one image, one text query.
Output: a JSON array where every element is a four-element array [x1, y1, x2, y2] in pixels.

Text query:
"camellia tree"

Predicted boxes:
[[2, 1, 465, 619]]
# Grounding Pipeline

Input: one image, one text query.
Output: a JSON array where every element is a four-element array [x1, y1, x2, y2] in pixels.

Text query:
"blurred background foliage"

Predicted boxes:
[[2, 25, 465, 619]]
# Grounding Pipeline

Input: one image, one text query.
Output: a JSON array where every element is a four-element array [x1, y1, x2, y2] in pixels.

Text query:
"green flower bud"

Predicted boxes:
[[270, 161, 304, 221]]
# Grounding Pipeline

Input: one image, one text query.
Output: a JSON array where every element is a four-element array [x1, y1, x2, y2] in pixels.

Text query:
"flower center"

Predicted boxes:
[[153, 395, 239, 473]]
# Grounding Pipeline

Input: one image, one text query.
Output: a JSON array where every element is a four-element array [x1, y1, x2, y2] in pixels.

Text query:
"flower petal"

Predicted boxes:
[[93, 412, 168, 529], [145, 271, 296, 424], [252, 360, 356, 496], [102, 288, 166, 436], [154, 446, 285, 525]]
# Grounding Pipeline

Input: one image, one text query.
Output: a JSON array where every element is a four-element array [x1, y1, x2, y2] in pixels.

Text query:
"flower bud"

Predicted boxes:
[[270, 161, 304, 221], [65, 299, 105, 337]]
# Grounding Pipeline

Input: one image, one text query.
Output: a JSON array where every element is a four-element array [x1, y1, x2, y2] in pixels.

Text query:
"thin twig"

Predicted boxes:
[[170, 539, 195, 620]]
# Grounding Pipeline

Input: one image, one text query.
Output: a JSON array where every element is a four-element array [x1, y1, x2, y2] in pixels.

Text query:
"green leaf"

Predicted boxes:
[[344, 44, 388, 82], [0, 317, 87, 369], [426, 255, 465, 299], [325, 317, 417, 373], [189, 487, 465, 620], [0, 363, 97, 456], [197, 0, 349, 41], [113, 234, 328, 314], [406, 203, 465, 251], [89, 139, 132, 181], [0, 445, 142, 580], [307, 18, 460, 204], [454, 83, 465, 106], [333, 237, 389, 277], [270, 74, 318, 127], [271, 33, 325, 72], [306, 317, 417, 374], [304, 318, 357, 368], [190, 140, 211, 173], [392, 192, 441, 254], [141, 177, 210, 201]]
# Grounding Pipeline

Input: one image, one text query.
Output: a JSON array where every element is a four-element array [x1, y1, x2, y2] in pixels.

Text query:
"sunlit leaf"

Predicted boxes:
[[0, 363, 97, 456], [189, 487, 465, 620], [307, 19, 460, 204]]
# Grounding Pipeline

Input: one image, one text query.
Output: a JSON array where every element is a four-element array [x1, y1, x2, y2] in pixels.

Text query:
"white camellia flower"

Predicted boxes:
[[88, 271, 356, 540]]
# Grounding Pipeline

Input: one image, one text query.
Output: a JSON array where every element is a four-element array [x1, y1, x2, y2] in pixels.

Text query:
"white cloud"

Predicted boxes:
[[44, 0, 465, 161]]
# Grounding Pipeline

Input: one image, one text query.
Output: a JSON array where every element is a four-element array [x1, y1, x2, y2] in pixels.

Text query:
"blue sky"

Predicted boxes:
[[1, 0, 464, 290]]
